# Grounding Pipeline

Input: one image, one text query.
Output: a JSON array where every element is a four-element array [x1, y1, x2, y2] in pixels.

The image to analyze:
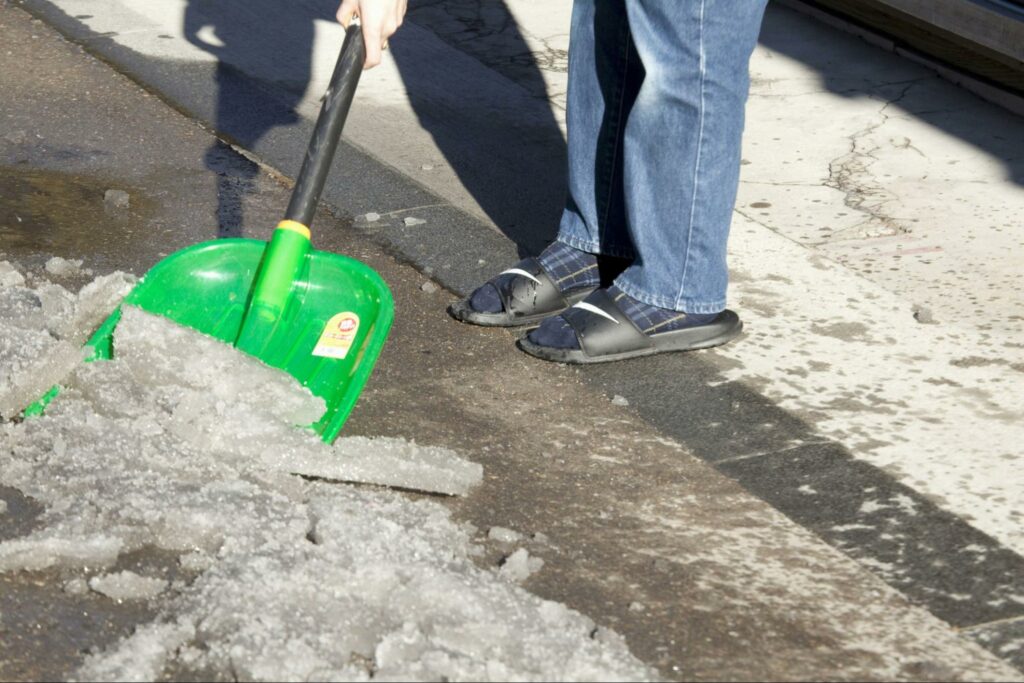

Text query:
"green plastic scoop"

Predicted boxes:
[[27, 26, 393, 443]]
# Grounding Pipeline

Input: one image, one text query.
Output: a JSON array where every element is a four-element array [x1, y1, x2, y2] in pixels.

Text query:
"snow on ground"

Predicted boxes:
[[89, 571, 169, 601], [0, 261, 136, 419], [0, 263, 653, 682]]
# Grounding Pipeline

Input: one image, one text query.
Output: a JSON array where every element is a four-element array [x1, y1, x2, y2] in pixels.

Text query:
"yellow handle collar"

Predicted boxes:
[[276, 220, 311, 239]]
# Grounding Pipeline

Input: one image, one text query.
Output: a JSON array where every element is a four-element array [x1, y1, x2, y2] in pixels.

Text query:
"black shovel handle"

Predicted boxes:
[[284, 24, 365, 228]]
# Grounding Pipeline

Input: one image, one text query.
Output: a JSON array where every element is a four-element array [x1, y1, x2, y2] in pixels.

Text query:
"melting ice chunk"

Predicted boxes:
[[287, 436, 483, 496], [488, 526, 523, 544], [0, 261, 26, 288], [89, 571, 168, 601], [0, 270, 135, 419], [45, 256, 89, 278], [499, 548, 545, 583]]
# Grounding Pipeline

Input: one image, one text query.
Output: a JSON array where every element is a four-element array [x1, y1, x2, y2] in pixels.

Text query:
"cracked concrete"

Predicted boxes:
[[823, 83, 918, 239], [743, 8, 1024, 339]]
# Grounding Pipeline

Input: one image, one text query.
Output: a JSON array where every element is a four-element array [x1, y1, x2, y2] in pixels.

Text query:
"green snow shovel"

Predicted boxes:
[[26, 25, 393, 443]]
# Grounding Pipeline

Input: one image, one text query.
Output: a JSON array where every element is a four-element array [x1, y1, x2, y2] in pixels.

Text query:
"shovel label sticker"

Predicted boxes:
[[313, 312, 360, 359]]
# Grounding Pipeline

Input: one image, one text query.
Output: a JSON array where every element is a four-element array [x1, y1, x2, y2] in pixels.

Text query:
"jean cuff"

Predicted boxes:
[[556, 233, 635, 260], [614, 278, 726, 315]]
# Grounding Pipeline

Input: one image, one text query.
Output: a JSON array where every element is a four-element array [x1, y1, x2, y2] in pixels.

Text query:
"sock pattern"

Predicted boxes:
[[609, 285, 716, 333], [467, 241, 600, 314], [537, 241, 599, 293]]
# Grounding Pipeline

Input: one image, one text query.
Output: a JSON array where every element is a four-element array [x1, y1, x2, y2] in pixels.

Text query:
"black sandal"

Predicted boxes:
[[448, 257, 596, 327], [517, 289, 743, 364]]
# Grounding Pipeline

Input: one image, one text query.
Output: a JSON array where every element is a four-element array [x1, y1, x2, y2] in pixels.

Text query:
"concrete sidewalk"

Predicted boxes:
[[2, 0, 1023, 679]]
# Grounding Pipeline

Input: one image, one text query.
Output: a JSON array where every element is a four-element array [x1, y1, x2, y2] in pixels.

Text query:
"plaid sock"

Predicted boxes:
[[609, 285, 716, 334], [468, 241, 601, 313], [537, 241, 599, 293]]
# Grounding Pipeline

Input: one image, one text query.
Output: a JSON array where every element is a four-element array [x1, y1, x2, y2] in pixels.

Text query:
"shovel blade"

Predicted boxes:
[[65, 239, 393, 442]]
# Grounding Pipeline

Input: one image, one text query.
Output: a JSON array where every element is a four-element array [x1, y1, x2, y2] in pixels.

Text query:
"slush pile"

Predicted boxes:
[[0, 261, 653, 682]]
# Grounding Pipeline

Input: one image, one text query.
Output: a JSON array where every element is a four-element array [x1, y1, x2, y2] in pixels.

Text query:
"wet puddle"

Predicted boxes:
[[0, 166, 153, 264]]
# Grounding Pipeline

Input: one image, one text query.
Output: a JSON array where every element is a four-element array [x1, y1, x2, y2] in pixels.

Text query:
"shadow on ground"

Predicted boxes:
[[758, 4, 1023, 186], [181, 0, 568, 251], [178, 0, 1021, 255]]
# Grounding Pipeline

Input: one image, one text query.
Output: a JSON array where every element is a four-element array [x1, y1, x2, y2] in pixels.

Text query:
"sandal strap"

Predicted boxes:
[[496, 257, 569, 318], [561, 289, 654, 357]]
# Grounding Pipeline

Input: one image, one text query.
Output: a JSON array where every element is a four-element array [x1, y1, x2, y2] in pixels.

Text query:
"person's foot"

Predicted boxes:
[[448, 242, 628, 327], [519, 286, 742, 363], [466, 241, 600, 314]]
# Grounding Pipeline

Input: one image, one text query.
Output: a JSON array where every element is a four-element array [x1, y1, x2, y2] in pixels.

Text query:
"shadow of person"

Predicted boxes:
[[184, 0, 333, 237], [388, 0, 569, 256], [183, 0, 569, 253]]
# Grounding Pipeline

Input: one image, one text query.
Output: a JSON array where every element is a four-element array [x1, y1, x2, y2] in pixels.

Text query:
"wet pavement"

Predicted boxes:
[[0, 166, 153, 266], [0, 546, 196, 682], [1, 3, 1022, 681]]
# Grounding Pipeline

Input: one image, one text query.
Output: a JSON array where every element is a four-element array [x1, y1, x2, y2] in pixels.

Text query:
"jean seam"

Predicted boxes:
[[675, 0, 707, 310], [598, 25, 632, 250]]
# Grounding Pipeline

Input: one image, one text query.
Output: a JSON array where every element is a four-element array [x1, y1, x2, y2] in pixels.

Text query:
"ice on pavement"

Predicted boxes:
[[45, 256, 91, 278], [0, 261, 135, 418], [317, 436, 482, 496], [0, 261, 25, 287], [89, 571, 168, 601], [0, 270, 653, 681], [499, 548, 545, 583], [488, 526, 524, 544], [0, 535, 123, 572], [110, 305, 481, 495]]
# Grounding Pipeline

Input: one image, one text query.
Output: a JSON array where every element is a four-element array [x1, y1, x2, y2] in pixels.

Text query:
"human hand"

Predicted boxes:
[[336, 0, 408, 69]]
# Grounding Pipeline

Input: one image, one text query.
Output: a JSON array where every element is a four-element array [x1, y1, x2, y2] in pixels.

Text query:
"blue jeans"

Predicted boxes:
[[557, 0, 768, 314]]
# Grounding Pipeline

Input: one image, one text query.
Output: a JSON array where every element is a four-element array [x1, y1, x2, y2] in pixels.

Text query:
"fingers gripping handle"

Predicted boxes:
[[284, 25, 366, 229]]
